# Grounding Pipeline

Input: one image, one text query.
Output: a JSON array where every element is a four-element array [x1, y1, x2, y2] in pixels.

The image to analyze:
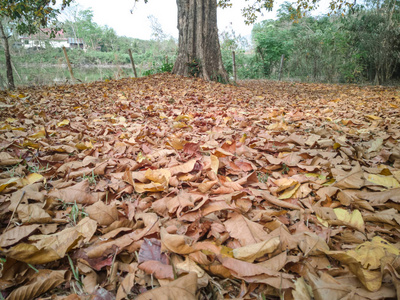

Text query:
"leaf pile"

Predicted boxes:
[[0, 74, 400, 299]]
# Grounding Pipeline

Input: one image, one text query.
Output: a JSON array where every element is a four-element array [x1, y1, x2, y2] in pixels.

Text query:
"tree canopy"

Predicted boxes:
[[217, 0, 356, 23], [0, 0, 73, 35]]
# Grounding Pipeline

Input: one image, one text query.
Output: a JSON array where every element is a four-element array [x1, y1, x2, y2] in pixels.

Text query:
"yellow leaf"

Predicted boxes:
[[167, 138, 185, 150], [29, 127, 46, 140], [22, 140, 40, 149], [21, 173, 44, 186], [316, 216, 329, 227], [273, 178, 297, 193], [102, 114, 114, 118], [173, 121, 189, 128], [323, 178, 335, 186], [177, 173, 194, 181], [175, 115, 193, 122], [75, 141, 93, 150], [232, 237, 280, 262], [325, 237, 399, 292], [210, 155, 219, 174], [134, 181, 168, 193], [305, 173, 326, 180], [0, 124, 12, 130], [333, 142, 341, 150], [56, 119, 70, 127], [365, 115, 382, 121], [334, 208, 365, 232], [393, 170, 400, 182], [239, 133, 247, 144], [220, 245, 234, 258], [6, 118, 17, 123], [136, 152, 146, 163], [0, 177, 19, 193], [366, 174, 400, 189], [279, 182, 300, 199], [119, 133, 129, 139], [223, 117, 231, 124]]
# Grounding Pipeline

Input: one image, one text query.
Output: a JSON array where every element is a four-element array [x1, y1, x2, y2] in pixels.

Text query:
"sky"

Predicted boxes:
[[71, 0, 331, 40]]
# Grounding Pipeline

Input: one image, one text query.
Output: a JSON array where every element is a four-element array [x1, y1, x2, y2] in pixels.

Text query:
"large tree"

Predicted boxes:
[[173, 0, 229, 82], [137, 0, 355, 82], [0, 0, 73, 90]]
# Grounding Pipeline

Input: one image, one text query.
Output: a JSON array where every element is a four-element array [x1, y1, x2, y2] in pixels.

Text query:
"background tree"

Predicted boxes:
[[134, 0, 359, 83], [248, 0, 399, 83], [0, 0, 73, 90]]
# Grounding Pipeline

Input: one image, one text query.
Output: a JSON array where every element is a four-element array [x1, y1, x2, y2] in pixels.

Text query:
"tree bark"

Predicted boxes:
[[173, 0, 229, 83], [0, 21, 15, 90]]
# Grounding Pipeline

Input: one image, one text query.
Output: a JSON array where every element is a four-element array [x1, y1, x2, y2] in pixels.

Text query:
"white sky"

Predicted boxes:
[[72, 0, 331, 40]]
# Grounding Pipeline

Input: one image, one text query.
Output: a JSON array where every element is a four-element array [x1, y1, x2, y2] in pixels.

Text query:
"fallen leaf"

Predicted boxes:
[[137, 272, 197, 300]]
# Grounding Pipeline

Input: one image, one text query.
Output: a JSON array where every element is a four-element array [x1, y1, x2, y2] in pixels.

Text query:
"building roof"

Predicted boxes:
[[68, 38, 84, 44], [20, 29, 67, 41]]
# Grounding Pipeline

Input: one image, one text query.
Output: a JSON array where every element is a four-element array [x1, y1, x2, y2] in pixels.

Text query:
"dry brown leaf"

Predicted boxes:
[[137, 272, 197, 300], [160, 228, 195, 254], [232, 236, 280, 262], [5, 218, 97, 264], [6, 269, 68, 300], [48, 180, 97, 204], [0, 224, 40, 248], [138, 260, 174, 279], [86, 201, 119, 226], [224, 213, 269, 246]]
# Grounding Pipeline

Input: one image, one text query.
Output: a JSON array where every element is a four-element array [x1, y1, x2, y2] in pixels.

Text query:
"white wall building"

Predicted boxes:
[[20, 29, 84, 49]]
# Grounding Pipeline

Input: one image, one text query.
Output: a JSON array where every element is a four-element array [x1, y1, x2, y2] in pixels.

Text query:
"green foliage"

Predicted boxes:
[[218, 0, 356, 24], [0, 0, 73, 35], [220, 27, 264, 79], [187, 58, 201, 77], [245, 1, 400, 84], [143, 60, 174, 76]]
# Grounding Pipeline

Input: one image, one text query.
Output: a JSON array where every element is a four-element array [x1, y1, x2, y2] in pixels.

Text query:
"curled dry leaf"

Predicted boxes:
[[86, 201, 119, 226], [137, 272, 198, 300], [6, 269, 68, 300], [1, 74, 400, 298], [325, 236, 399, 291], [224, 213, 269, 246], [0, 224, 40, 248], [48, 180, 98, 204], [5, 218, 97, 264], [160, 228, 195, 254], [232, 236, 280, 262]]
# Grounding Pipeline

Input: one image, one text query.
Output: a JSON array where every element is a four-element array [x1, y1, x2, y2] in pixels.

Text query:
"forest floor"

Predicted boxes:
[[0, 73, 400, 300]]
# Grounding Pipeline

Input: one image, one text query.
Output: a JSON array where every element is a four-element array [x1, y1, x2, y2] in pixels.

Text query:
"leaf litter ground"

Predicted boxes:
[[0, 73, 400, 300]]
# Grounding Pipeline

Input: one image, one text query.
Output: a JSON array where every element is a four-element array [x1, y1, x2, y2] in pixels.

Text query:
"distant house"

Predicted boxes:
[[19, 29, 85, 49]]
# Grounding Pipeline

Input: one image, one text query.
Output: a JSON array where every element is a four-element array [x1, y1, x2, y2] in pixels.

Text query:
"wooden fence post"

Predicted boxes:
[[128, 49, 138, 78], [232, 51, 237, 82], [62, 46, 76, 82], [279, 54, 285, 81]]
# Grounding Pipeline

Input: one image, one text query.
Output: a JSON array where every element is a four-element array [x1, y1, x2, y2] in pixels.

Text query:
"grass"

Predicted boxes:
[[81, 170, 98, 186], [257, 172, 269, 183], [59, 200, 87, 226], [67, 254, 84, 293]]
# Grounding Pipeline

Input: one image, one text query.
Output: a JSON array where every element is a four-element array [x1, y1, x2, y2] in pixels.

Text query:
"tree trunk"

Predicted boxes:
[[0, 21, 15, 90], [173, 0, 229, 83]]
